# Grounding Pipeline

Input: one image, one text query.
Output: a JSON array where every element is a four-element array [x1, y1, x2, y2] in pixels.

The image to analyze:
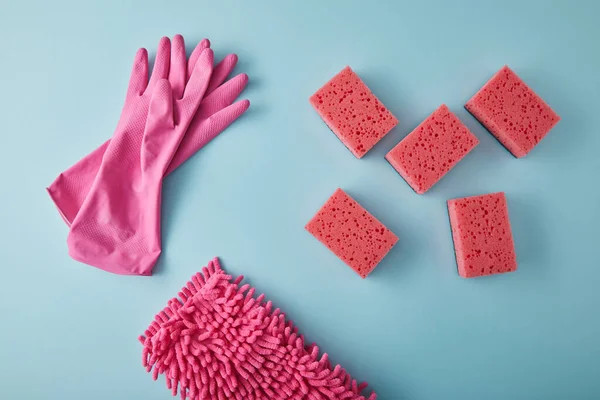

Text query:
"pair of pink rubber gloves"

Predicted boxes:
[[47, 36, 249, 276]]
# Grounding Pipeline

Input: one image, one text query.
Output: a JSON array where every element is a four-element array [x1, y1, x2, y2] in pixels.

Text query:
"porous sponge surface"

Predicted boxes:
[[447, 192, 517, 278], [385, 105, 479, 194], [305, 188, 398, 278], [465, 65, 560, 158], [309, 66, 399, 158]]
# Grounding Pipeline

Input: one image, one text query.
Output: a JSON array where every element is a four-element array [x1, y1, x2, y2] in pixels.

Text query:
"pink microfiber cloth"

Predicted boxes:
[[139, 258, 376, 400]]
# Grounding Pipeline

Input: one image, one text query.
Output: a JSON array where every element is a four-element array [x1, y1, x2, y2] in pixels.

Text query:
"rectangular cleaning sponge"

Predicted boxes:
[[447, 192, 517, 278], [306, 188, 398, 278], [465, 65, 560, 158], [386, 105, 479, 194], [310, 66, 399, 158]]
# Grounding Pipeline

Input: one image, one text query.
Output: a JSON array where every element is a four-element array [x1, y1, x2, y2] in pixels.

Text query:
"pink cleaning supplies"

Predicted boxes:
[[447, 192, 517, 278], [67, 45, 216, 275], [45, 35, 250, 276], [465, 65, 560, 157], [385, 105, 479, 194], [139, 258, 377, 400], [305, 189, 398, 278], [47, 35, 249, 227], [310, 66, 398, 158]]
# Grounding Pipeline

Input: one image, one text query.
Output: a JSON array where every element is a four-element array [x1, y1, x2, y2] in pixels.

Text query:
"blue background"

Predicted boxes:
[[1, 0, 598, 399]]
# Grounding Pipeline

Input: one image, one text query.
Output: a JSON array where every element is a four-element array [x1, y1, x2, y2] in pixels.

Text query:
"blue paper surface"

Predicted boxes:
[[0, 1, 598, 398]]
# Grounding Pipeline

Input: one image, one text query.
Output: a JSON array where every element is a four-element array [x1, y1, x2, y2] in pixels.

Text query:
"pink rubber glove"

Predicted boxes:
[[67, 49, 214, 275], [47, 35, 250, 226]]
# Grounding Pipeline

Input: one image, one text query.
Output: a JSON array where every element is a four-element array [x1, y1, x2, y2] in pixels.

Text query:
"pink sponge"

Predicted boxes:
[[140, 258, 376, 399], [309, 66, 399, 158], [447, 192, 517, 278], [385, 105, 479, 194], [305, 188, 398, 278], [465, 65, 560, 158]]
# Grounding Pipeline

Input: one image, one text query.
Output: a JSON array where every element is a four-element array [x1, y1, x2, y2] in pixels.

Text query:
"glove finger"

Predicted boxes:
[[186, 38, 210, 83], [142, 79, 175, 173], [126, 48, 149, 99], [169, 34, 187, 100], [146, 79, 174, 131], [206, 53, 238, 95], [179, 48, 214, 121], [146, 36, 171, 94], [200, 99, 250, 143], [197, 73, 248, 119], [165, 99, 249, 175]]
